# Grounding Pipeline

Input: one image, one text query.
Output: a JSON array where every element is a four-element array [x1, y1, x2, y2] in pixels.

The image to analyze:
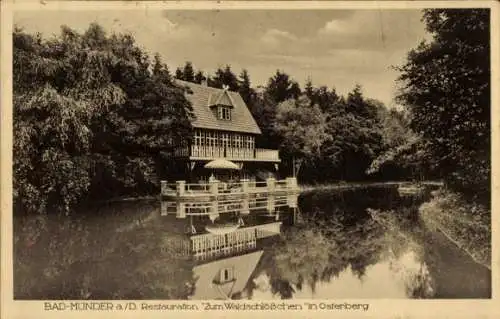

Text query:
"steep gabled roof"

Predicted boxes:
[[176, 80, 261, 135], [213, 89, 235, 107], [191, 250, 264, 300]]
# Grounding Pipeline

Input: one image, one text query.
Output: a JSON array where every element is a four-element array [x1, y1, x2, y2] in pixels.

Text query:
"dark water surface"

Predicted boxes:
[[14, 187, 490, 300]]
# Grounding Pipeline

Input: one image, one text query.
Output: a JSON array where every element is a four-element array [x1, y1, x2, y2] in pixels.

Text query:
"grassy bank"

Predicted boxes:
[[419, 189, 491, 269]]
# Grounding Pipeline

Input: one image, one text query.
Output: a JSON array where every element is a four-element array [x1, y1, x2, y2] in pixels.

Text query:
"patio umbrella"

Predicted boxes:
[[204, 159, 241, 170]]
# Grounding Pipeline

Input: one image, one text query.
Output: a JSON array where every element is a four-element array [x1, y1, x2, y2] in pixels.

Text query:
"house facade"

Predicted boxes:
[[174, 80, 280, 182]]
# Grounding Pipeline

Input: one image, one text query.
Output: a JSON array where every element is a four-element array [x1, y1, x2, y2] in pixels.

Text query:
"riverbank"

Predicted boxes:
[[299, 180, 443, 193], [419, 189, 491, 270]]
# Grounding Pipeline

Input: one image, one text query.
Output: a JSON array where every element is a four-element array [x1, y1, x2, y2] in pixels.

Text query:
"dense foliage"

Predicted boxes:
[[396, 9, 490, 201], [13, 24, 193, 215], [388, 9, 491, 268], [15, 8, 490, 215], [176, 62, 390, 183]]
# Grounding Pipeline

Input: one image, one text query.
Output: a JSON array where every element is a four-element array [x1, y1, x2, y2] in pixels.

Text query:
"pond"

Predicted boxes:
[[13, 186, 490, 300]]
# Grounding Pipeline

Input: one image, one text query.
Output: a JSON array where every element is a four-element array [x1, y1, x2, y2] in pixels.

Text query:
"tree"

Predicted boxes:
[[397, 9, 490, 200], [238, 69, 256, 107], [265, 70, 301, 103], [182, 61, 195, 82], [275, 95, 330, 178], [366, 106, 436, 180], [210, 65, 239, 91], [317, 87, 383, 181], [13, 24, 126, 215], [174, 67, 183, 80], [304, 78, 314, 101], [194, 70, 206, 84], [13, 23, 194, 214]]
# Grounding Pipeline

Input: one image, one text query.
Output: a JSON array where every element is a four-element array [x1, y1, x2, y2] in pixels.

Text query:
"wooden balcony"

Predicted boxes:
[[190, 222, 281, 261], [175, 145, 280, 162]]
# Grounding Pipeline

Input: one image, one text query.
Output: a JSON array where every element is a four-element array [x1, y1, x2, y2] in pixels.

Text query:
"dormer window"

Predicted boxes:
[[218, 106, 231, 121], [214, 267, 235, 284]]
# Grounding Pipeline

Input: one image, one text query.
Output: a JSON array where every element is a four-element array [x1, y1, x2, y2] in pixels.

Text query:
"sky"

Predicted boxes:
[[14, 9, 430, 107]]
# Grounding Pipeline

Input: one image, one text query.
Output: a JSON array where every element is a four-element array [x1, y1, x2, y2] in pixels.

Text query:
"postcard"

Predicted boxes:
[[1, 1, 499, 318]]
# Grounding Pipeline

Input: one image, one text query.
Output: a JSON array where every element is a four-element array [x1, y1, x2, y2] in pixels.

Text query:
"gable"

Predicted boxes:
[[214, 91, 234, 107], [191, 250, 264, 300], [176, 80, 261, 135]]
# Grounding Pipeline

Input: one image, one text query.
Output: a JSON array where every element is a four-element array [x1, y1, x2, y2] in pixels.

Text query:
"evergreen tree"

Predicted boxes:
[[194, 70, 206, 84], [238, 69, 256, 107], [174, 67, 184, 80], [265, 70, 301, 103], [211, 65, 239, 91], [182, 61, 195, 82], [304, 78, 314, 102]]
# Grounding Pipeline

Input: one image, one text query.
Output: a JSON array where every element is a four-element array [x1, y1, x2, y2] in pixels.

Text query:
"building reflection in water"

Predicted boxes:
[[159, 191, 299, 300]]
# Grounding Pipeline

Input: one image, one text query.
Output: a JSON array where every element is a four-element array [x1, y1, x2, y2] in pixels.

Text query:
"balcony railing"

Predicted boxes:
[[255, 148, 280, 161], [175, 145, 280, 162]]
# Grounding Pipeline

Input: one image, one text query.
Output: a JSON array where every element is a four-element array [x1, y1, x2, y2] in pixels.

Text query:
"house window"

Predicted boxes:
[[219, 267, 234, 283], [208, 132, 216, 147], [218, 106, 231, 120], [215, 132, 222, 147], [235, 135, 241, 149], [200, 131, 206, 147], [222, 133, 229, 148], [194, 130, 202, 147]]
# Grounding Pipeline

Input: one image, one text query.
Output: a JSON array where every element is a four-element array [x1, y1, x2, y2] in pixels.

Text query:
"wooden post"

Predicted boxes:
[[161, 180, 168, 196], [161, 200, 168, 216], [176, 180, 186, 197], [176, 202, 186, 219], [241, 179, 249, 193], [287, 193, 298, 208], [241, 179, 250, 215], [209, 180, 219, 195], [209, 180, 219, 221], [266, 177, 276, 213], [286, 177, 298, 190], [266, 177, 276, 193]]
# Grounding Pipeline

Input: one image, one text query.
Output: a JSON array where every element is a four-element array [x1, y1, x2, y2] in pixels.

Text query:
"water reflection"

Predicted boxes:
[[14, 186, 490, 300]]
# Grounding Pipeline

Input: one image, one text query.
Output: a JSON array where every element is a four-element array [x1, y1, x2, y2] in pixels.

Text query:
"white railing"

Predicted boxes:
[[177, 145, 280, 161], [174, 147, 190, 157], [190, 222, 281, 260], [255, 148, 280, 161], [161, 178, 299, 198], [185, 183, 211, 194]]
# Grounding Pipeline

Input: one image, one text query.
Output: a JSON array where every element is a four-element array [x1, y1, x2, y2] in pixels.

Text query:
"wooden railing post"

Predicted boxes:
[[266, 177, 276, 213], [161, 200, 168, 215], [176, 180, 185, 197], [161, 180, 168, 196], [266, 177, 276, 192], [241, 179, 249, 193], [176, 202, 186, 219], [286, 177, 298, 190], [209, 180, 219, 195], [241, 179, 250, 215]]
